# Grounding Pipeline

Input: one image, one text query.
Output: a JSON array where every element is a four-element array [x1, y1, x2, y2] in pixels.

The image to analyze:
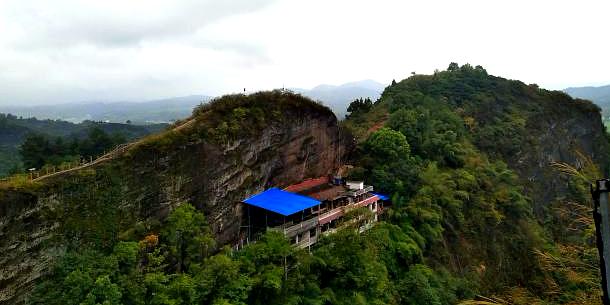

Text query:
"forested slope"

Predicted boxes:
[[1, 67, 609, 305], [343, 63, 609, 303]]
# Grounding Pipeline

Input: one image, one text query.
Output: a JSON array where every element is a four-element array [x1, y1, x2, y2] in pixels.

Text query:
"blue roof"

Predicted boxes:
[[243, 188, 321, 216], [372, 192, 390, 201]]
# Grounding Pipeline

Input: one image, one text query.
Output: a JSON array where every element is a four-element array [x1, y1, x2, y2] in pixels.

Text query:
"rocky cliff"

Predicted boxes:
[[498, 94, 609, 216], [461, 86, 609, 217], [0, 91, 351, 304]]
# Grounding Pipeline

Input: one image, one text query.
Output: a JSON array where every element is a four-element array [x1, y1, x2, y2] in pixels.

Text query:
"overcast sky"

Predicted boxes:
[[0, 0, 608, 105]]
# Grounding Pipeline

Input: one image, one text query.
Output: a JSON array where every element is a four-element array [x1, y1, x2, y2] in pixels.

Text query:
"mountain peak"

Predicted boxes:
[[339, 79, 386, 91], [292, 80, 386, 118]]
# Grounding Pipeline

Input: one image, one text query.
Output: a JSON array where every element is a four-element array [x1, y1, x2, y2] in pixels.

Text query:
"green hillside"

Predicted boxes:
[[12, 67, 610, 305], [343, 63, 608, 303]]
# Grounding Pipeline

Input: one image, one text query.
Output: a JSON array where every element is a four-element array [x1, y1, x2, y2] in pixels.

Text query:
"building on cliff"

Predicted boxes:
[[238, 175, 388, 249]]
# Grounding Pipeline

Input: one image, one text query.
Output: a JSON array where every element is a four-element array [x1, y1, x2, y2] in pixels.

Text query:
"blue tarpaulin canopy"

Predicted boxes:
[[243, 188, 321, 216], [372, 193, 390, 201]]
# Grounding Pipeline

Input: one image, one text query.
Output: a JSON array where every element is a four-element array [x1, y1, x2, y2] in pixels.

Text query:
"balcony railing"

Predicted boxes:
[[344, 185, 374, 197], [319, 206, 344, 225], [269, 190, 380, 239], [348, 195, 379, 210], [295, 235, 318, 248], [270, 216, 318, 238]]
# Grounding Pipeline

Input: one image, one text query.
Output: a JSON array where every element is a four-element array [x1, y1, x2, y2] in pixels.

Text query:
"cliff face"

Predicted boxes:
[[499, 97, 609, 216], [464, 88, 610, 216], [0, 92, 351, 304]]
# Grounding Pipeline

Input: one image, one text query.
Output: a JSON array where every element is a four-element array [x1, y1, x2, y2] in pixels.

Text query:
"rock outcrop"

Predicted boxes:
[[0, 91, 351, 304], [504, 97, 609, 216]]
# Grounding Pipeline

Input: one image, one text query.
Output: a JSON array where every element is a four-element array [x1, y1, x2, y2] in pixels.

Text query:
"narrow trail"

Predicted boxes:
[[32, 143, 133, 182], [31, 118, 198, 182]]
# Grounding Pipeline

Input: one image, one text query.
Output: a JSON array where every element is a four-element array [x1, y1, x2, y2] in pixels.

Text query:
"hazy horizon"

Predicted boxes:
[[1, 0, 609, 106], [0, 79, 386, 107]]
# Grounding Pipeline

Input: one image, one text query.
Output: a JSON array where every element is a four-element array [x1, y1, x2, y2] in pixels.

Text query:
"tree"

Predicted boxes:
[[397, 265, 444, 305], [238, 231, 293, 305], [161, 203, 215, 272], [314, 229, 391, 304], [358, 127, 420, 197], [388, 106, 466, 167], [167, 274, 197, 305], [87, 127, 113, 156], [364, 127, 411, 162], [19, 133, 49, 169], [195, 254, 250, 304], [346, 97, 373, 118], [82, 275, 122, 305]]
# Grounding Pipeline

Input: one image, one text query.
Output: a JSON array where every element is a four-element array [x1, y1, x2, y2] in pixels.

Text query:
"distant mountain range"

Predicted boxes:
[[564, 85, 610, 115], [0, 80, 386, 124], [293, 80, 386, 118], [0, 95, 211, 124], [9, 81, 610, 128]]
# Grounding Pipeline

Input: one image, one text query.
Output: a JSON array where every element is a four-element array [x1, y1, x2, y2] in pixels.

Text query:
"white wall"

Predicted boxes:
[[346, 181, 364, 190]]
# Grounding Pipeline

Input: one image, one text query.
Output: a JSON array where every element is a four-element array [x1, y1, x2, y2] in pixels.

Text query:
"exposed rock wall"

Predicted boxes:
[[482, 98, 609, 217], [519, 102, 607, 215], [0, 103, 350, 304]]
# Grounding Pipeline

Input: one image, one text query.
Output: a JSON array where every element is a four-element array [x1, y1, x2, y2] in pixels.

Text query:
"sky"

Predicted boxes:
[[0, 0, 609, 106]]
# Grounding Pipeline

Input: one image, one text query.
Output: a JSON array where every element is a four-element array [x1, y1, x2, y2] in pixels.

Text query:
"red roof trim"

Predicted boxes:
[[283, 176, 329, 193]]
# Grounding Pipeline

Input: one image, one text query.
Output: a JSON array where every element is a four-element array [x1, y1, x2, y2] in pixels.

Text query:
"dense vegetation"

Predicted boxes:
[[132, 90, 333, 156], [27, 65, 607, 304], [345, 97, 373, 118], [19, 127, 126, 170], [344, 63, 605, 303], [192, 90, 333, 142], [30, 203, 473, 305], [0, 113, 166, 177]]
